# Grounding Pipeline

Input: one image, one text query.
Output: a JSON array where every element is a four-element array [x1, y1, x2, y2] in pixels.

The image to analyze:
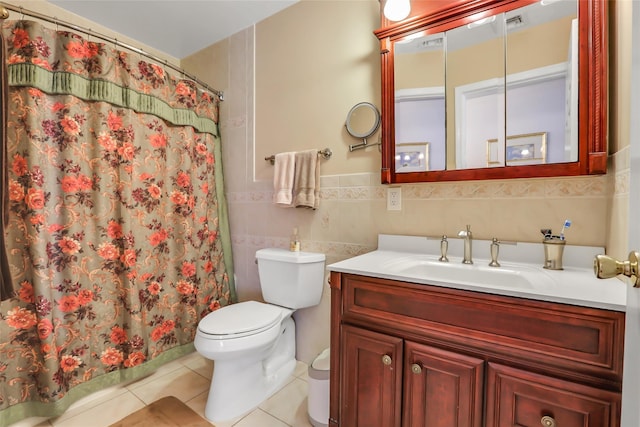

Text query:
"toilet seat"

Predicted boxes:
[[197, 301, 283, 339]]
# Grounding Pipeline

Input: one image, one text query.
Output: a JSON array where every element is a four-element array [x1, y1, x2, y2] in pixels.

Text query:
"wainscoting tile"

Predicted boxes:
[[319, 187, 340, 201], [319, 175, 340, 188], [615, 169, 630, 196], [544, 176, 608, 197], [493, 180, 546, 198], [338, 186, 374, 200], [338, 173, 371, 187]]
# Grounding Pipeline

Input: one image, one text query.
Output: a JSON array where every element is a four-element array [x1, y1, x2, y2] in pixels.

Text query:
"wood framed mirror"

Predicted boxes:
[[375, 0, 607, 184]]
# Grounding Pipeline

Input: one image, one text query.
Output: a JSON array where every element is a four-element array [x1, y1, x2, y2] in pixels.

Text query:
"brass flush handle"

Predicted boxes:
[[594, 251, 640, 287], [540, 415, 556, 427]]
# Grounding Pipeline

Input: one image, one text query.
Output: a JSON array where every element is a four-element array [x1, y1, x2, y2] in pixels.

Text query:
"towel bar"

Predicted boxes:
[[265, 148, 332, 165]]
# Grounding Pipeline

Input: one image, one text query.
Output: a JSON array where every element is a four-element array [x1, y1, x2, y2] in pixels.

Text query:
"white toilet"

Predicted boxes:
[[194, 248, 326, 422]]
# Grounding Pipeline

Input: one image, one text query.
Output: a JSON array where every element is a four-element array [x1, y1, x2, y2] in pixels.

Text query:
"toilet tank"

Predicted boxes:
[[256, 248, 326, 309]]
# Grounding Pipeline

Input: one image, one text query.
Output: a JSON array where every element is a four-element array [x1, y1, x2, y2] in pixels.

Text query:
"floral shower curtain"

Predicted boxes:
[[0, 20, 235, 426]]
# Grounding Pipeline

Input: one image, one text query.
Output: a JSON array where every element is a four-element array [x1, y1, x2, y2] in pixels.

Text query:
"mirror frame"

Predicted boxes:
[[375, 0, 607, 184]]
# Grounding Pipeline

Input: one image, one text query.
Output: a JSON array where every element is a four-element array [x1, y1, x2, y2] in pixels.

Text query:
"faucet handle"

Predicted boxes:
[[439, 235, 449, 262], [489, 238, 500, 267], [458, 224, 472, 237]]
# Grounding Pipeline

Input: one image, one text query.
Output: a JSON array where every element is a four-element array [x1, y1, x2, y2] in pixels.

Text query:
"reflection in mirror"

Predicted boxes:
[[394, 33, 445, 172], [345, 102, 381, 152], [448, 12, 505, 170], [505, 0, 578, 166]]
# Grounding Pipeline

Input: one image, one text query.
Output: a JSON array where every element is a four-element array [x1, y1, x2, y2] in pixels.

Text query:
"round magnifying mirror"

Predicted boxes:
[[345, 102, 381, 152], [346, 102, 380, 139]]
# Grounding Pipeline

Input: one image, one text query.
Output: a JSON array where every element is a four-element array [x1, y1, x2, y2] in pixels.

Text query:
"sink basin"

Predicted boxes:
[[380, 256, 553, 290]]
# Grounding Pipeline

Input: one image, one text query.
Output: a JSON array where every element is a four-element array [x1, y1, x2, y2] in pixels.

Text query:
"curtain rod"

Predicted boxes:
[[0, 3, 224, 101]]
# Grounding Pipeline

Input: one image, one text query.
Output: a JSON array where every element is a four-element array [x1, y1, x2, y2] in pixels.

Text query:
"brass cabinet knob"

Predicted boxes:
[[594, 251, 640, 287], [411, 363, 422, 374], [382, 355, 392, 366], [540, 415, 556, 427]]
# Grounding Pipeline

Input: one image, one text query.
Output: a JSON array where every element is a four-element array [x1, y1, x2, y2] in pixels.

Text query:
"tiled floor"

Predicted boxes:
[[9, 352, 315, 427]]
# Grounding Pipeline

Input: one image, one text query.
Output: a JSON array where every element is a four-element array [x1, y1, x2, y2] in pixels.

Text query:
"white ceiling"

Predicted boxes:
[[48, 0, 299, 59]]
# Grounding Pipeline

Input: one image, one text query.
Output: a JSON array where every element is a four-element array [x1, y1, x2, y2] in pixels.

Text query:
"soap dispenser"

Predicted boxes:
[[290, 227, 300, 252]]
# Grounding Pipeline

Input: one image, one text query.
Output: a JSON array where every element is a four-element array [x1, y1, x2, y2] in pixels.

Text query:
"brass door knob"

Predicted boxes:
[[382, 355, 392, 366], [540, 415, 556, 427], [411, 363, 422, 374], [594, 251, 640, 287]]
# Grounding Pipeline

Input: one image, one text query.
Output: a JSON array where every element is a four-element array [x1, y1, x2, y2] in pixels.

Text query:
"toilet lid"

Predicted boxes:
[[198, 301, 282, 337]]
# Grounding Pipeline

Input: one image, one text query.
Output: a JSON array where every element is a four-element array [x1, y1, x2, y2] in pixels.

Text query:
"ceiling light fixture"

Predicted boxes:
[[384, 0, 411, 22]]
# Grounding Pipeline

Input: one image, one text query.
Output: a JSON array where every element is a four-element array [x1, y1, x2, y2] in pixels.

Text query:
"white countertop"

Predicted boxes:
[[328, 235, 627, 312]]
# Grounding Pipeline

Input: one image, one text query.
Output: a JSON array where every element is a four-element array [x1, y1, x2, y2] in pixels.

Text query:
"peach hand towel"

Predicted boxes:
[[273, 152, 296, 207], [293, 149, 320, 209]]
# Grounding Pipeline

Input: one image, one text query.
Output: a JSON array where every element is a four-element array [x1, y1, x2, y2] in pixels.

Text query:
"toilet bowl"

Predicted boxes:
[[194, 248, 325, 422]]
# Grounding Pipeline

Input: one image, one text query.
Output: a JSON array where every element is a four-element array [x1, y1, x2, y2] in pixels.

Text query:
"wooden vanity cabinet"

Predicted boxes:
[[329, 272, 625, 427], [340, 325, 483, 427]]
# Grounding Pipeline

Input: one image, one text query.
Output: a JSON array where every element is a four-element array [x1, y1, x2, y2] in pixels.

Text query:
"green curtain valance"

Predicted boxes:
[[7, 63, 218, 137]]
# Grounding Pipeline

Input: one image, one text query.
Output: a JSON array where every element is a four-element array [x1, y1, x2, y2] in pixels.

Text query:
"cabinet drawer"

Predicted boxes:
[[341, 274, 624, 388], [485, 363, 620, 427]]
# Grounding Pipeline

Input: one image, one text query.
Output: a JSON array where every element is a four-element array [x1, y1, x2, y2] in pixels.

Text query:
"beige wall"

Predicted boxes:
[[183, 0, 630, 363], [254, 0, 382, 179]]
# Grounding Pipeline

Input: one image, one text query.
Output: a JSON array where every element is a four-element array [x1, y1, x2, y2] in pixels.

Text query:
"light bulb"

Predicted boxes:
[[384, 0, 411, 22]]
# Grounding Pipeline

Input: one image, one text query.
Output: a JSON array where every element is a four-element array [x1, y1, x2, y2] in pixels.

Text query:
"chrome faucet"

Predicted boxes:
[[458, 225, 473, 264]]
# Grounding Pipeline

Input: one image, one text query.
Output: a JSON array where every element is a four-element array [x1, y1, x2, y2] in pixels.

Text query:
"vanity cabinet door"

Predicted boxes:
[[341, 325, 403, 427], [403, 342, 484, 427], [485, 363, 621, 427]]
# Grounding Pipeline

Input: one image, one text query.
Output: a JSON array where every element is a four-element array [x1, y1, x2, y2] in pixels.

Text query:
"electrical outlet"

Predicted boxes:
[[387, 187, 402, 211]]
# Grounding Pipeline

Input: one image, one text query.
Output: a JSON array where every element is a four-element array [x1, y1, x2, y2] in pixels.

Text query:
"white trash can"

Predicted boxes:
[[308, 347, 330, 427]]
